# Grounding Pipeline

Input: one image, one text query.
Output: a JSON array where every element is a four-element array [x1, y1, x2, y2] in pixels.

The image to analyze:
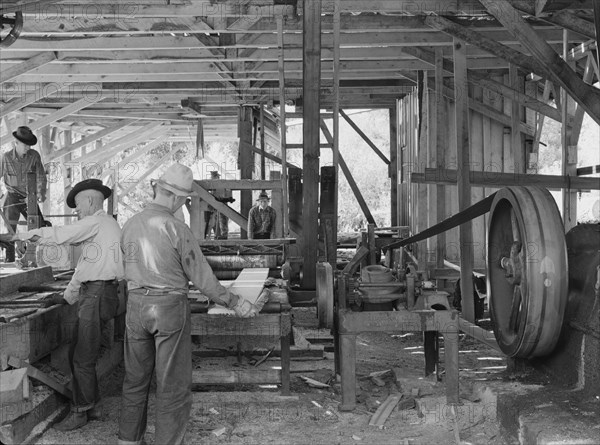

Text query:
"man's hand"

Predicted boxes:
[[38, 194, 46, 203], [232, 298, 260, 318], [43, 293, 67, 306]]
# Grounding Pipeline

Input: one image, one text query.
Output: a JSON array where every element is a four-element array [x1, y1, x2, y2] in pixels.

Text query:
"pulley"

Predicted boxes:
[[0, 11, 23, 48], [487, 186, 568, 358]]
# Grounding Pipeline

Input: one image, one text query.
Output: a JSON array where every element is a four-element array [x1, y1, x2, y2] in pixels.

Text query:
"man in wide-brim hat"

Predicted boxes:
[[0, 126, 49, 262], [117, 163, 259, 445], [13, 178, 124, 431], [247, 190, 277, 239]]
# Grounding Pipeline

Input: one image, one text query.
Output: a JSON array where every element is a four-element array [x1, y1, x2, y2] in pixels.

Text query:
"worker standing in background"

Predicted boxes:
[[0, 126, 49, 261], [118, 163, 259, 445], [204, 170, 234, 239], [247, 190, 276, 239], [12, 178, 123, 431]]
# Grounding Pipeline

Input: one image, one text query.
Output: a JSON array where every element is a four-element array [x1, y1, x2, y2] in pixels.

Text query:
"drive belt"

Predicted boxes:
[[384, 192, 498, 250]]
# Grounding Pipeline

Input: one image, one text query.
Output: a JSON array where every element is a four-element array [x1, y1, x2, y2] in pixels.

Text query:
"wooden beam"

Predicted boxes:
[[339, 109, 390, 165], [83, 121, 163, 165], [249, 146, 298, 169], [0, 52, 56, 85], [103, 134, 169, 183], [192, 183, 248, 230], [196, 179, 282, 190], [412, 168, 600, 190], [27, 96, 105, 131], [320, 119, 375, 226], [480, 0, 600, 125], [0, 83, 72, 119], [453, 38, 475, 323], [425, 15, 554, 79], [48, 119, 137, 161], [543, 10, 596, 40], [570, 53, 598, 144], [400, 46, 563, 123], [302, 0, 321, 289]]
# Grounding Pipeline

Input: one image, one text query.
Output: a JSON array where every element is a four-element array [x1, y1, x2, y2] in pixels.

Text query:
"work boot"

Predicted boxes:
[[88, 403, 103, 420], [54, 412, 87, 431]]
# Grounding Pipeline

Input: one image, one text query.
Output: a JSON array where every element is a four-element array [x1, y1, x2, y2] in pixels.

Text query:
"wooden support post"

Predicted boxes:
[[510, 64, 525, 174], [277, 15, 289, 237], [562, 29, 577, 231], [260, 104, 266, 180], [270, 171, 284, 238], [331, 0, 341, 267], [453, 39, 475, 323], [367, 223, 376, 265], [424, 332, 439, 376], [442, 324, 460, 404], [338, 333, 357, 411], [389, 107, 398, 227], [288, 167, 303, 236], [302, 0, 321, 289], [434, 48, 446, 277], [239, 107, 254, 239], [280, 312, 291, 396], [319, 166, 336, 265]]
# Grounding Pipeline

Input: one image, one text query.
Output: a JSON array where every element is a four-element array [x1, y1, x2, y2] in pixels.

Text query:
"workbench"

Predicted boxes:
[[189, 283, 292, 395]]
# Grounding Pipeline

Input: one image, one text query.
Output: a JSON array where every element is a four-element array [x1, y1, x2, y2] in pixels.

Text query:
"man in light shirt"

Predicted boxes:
[[117, 163, 259, 445], [13, 178, 123, 431]]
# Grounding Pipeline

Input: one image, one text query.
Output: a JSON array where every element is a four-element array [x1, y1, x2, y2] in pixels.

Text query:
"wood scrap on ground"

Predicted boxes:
[[299, 375, 330, 388], [369, 394, 402, 428]]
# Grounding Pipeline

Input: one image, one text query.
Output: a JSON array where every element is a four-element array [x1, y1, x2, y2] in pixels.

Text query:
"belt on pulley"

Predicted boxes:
[[384, 192, 498, 250]]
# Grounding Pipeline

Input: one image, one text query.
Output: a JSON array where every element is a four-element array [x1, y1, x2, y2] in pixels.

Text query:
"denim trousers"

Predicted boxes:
[[2, 192, 47, 262], [70, 280, 119, 412], [118, 291, 191, 445]]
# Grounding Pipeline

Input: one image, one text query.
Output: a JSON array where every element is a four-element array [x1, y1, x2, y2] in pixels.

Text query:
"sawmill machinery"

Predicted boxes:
[[317, 186, 593, 410]]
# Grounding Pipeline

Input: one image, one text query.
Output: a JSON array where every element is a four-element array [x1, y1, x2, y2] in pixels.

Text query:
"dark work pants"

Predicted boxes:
[[118, 291, 191, 445], [253, 232, 271, 239], [205, 211, 228, 239], [70, 280, 119, 412], [2, 191, 48, 262]]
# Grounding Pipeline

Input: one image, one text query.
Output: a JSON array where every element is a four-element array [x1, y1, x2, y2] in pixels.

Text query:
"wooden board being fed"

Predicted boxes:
[[208, 268, 269, 315]]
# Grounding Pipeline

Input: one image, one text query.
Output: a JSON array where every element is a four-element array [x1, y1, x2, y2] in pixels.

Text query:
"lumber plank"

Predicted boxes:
[[0, 392, 65, 445], [369, 394, 402, 427], [412, 168, 600, 190], [192, 369, 281, 385], [7, 357, 72, 399]]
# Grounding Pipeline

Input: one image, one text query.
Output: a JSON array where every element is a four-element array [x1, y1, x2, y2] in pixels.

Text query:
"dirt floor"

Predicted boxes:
[[29, 307, 511, 445]]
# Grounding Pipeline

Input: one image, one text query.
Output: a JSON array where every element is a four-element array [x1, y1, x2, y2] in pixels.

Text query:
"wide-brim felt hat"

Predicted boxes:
[[153, 163, 197, 197], [13, 126, 37, 146], [257, 191, 270, 200], [66, 179, 112, 208]]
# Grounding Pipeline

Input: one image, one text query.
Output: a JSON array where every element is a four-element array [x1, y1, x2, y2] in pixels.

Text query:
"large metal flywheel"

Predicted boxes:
[[487, 186, 568, 358]]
